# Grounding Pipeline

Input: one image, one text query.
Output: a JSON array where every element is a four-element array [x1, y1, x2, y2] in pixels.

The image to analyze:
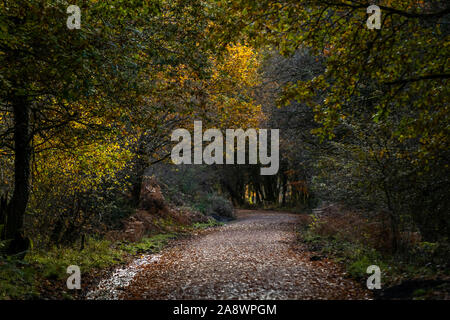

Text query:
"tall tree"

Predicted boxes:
[[217, 0, 449, 246], [0, 0, 215, 252]]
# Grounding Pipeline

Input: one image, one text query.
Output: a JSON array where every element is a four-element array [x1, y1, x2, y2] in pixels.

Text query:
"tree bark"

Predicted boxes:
[[5, 94, 31, 244], [383, 181, 399, 252]]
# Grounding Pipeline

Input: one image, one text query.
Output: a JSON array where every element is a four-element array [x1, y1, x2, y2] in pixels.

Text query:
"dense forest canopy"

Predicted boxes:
[[215, 0, 449, 246]]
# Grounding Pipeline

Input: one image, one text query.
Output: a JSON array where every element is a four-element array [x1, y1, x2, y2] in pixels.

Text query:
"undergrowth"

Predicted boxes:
[[1, 218, 224, 299], [298, 211, 450, 298], [191, 219, 224, 229]]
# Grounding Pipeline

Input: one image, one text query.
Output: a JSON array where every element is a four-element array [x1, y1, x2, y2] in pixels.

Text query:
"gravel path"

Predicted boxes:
[[122, 210, 371, 299]]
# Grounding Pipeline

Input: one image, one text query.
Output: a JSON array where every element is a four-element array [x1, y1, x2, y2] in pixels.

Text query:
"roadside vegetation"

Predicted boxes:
[[296, 207, 449, 299], [0, 218, 223, 299]]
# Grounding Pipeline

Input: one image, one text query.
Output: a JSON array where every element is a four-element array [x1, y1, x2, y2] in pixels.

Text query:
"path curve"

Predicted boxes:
[[122, 210, 371, 299]]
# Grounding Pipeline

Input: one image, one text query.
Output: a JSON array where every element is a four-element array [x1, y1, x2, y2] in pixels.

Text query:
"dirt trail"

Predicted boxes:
[[122, 210, 371, 299]]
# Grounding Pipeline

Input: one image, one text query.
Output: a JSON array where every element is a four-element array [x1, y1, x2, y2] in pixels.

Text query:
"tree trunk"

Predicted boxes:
[[281, 178, 287, 207], [383, 181, 399, 252], [5, 95, 31, 246], [0, 193, 8, 238], [131, 134, 148, 205]]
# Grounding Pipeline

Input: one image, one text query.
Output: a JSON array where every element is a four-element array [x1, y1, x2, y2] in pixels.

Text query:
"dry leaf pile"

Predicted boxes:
[[119, 210, 372, 300]]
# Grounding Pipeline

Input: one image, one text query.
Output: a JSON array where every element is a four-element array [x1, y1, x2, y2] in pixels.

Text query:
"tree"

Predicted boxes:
[[218, 0, 449, 247], [0, 0, 215, 252]]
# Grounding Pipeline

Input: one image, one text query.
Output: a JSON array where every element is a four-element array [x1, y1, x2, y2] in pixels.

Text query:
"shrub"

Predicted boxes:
[[26, 237, 123, 280], [0, 256, 37, 299], [191, 218, 224, 229], [120, 233, 178, 255], [195, 194, 235, 220]]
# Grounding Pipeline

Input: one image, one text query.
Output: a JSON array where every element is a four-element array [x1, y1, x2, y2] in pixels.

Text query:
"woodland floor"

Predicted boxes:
[[119, 210, 372, 299]]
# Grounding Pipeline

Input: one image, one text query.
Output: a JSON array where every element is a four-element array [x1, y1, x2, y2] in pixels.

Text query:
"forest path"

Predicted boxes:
[[121, 210, 371, 299]]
